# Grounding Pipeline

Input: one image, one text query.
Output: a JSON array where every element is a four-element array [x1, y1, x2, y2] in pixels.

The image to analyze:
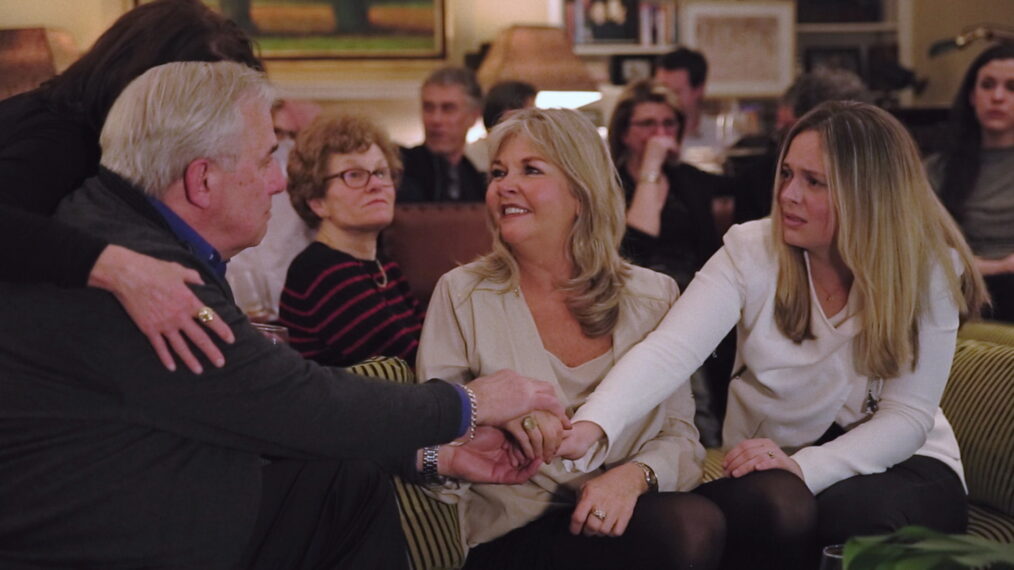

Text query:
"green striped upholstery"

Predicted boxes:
[[959, 320, 1014, 347], [702, 448, 725, 483], [347, 356, 465, 569], [941, 339, 1014, 543], [968, 505, 1014, 544]]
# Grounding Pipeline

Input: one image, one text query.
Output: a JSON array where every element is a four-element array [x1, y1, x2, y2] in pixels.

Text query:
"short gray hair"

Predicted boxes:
[[422, 66, 482, 109], [782, 67, 872, 119], [100, 60, 274, 197]]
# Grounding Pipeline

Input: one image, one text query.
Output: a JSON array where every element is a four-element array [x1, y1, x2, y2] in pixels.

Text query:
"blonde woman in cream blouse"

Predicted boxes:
[[417, 108, 723, 569], [559, 101, 989, 570]]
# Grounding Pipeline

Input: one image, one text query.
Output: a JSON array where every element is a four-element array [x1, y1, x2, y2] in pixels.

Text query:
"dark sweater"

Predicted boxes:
[[620, 163, 725, 290], [280, 242, 424, 367], [0, 90, 107, 287], [0, 169, 462, 569]]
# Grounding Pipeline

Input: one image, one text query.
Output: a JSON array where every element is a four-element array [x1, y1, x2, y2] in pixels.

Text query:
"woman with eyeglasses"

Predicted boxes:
[[280, 114, 424, 367], [610, 79, 736, 446], [609, 79, 731, 291]]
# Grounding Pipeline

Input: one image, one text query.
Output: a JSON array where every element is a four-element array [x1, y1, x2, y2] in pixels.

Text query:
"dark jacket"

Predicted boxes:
[[398, 144, 486, 203], [0, 90, 107, 287], [0, 168, 462, 569]]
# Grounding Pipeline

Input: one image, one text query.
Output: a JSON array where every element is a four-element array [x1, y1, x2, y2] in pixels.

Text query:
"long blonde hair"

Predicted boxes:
[[472, 108, 630, 338], [772, 101, 988, 378]]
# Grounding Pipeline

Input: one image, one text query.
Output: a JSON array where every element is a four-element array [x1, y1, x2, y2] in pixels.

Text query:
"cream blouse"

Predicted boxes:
[[417, 262, 704, 549]]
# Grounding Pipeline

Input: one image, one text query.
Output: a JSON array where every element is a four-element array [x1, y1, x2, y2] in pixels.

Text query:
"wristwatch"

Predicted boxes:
[[422, 445, 446, 485], [633, 461, 658, 492]]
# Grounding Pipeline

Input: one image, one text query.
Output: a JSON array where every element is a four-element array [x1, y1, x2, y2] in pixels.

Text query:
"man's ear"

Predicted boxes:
[[182, 159, 214, 209]]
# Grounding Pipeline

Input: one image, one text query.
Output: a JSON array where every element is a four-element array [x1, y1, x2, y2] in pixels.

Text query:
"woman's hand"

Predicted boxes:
[[723, 438, 803, 480], [557, 420, 605, 460], [641, 135, 679, 175], [88, 245, 235, 374], [569, 462, 646, 537], [975, 252, 1014, 276], [627, 136, 678, 237], [439, 426, 543, 484], [504, 409, 567, 463]]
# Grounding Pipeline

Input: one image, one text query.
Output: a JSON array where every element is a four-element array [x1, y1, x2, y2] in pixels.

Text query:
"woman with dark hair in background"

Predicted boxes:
[[926, 43, 1014, 322], [0, 0, 263, 372]]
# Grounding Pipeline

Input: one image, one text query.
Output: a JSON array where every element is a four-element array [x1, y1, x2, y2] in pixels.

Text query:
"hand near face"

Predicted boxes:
[[641, 135, 680, 174], [723, 438, 804, 480], [556, 420, 605, 460], [468, 370, 570, 429], [504, 409, 567, 463], [439, 426, 543, 484], [569, 462, 646, 537]]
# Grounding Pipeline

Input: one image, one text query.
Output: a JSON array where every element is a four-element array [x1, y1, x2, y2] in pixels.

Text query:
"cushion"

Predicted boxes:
[[940, 339, 1014, 517], [958, 320, 1014, 347], [347, 356, 465, 570], [968, 504, 1014, 544]]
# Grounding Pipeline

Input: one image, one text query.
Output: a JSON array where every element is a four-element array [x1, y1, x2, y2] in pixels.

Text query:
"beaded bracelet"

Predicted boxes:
[[449, 385, 478, 447]]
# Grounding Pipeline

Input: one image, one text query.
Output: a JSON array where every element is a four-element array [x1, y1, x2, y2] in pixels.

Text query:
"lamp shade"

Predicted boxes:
[[477, 25, 598, 92]]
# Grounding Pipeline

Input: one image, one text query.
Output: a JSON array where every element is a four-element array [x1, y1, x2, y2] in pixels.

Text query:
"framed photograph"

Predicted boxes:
[[609, 54, 654, 85], [804, 46, 863, 77], [134, 0, 445, 59], [568, 0, 639, 43], [679, 1, 794, 97]]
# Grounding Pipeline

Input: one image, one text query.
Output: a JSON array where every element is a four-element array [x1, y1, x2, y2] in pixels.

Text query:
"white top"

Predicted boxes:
[[574, 219, 965, 495], [417, 263, 703, 547]]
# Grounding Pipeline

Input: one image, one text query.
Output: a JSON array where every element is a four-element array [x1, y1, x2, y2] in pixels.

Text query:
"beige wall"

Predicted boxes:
[[0, 0, 129, 52], [909, 0, 1014, 106]]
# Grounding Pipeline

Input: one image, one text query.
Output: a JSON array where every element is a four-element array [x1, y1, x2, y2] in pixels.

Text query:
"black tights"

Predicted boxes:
[[695, 457, 968, 570], [463, 491, 725, 570], [695, 469, 817, 570]]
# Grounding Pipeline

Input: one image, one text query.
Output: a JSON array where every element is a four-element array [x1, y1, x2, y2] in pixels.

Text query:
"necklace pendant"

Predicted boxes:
[[372, 259, 389, 289]]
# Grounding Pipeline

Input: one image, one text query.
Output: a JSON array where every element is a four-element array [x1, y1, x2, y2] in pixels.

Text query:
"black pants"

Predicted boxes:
[[463, 491, 725, 570], [695, 456, 967, 570], [238, 458, 409, 570]]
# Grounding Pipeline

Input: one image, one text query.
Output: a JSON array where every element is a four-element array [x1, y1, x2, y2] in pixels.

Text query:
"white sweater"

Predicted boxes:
[[575, 219, 964, 494]]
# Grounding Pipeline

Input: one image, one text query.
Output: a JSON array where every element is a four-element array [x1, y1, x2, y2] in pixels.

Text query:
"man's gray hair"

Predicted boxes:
[[422, 66, 482, 109], [782, 67, 872, 120], [100, 61, 274, 197]]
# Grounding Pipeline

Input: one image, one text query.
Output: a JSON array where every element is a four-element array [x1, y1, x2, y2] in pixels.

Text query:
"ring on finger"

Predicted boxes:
[[522, 415, 538, 431], [195, 306, 215, 324], [766, 450, 775, 459], [592, 508, 607, 521]]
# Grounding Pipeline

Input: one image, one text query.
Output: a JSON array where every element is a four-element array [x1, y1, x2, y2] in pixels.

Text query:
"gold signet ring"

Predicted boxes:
[[195, 306, 216, 324], [522, 415, 538, 431]]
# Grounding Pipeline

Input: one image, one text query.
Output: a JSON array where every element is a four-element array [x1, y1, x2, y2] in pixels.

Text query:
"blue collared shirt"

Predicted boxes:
[[146, 197, 227, 279]]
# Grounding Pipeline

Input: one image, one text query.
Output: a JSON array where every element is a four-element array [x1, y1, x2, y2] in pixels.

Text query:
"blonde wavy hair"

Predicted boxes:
[[772, 101, 989, 379], [471, 108, 631, 338]]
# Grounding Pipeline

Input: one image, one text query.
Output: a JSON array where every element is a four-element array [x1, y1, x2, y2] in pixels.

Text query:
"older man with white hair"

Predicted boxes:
[[0, 61, 563, 569]]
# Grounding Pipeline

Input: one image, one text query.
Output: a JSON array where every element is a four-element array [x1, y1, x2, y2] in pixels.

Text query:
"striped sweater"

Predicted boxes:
[[280, 241, 423, 367]]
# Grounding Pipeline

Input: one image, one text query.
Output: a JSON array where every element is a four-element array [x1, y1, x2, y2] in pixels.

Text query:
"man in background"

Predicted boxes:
[[400, 66, 486, 202]]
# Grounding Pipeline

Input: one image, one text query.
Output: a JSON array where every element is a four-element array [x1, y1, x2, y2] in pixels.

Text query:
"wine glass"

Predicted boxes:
[[251, 322, 289, 345], [227, 268, 275, 323], [819, 544, 845, 570]]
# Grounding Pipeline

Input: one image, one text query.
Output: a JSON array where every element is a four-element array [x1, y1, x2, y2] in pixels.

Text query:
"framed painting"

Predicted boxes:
[[135, 0, 445, 59], [679, 1, 794, 97]]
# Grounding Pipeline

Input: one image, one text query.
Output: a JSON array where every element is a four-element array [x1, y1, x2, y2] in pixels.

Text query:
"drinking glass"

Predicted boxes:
[[251, 322, 289, 345], [227, 268, 275, 323], [819, 544, 844, 570]]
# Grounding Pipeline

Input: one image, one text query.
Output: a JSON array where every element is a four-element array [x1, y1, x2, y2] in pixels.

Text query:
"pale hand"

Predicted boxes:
[[504, 409, 567, 462], [439, 426, 543, 484], [468, 370, 569, 429], [88, 245, 235, 374], [570, 462, 645, 537], [557, 420, 605, 460], [723, 437, 804, 480]]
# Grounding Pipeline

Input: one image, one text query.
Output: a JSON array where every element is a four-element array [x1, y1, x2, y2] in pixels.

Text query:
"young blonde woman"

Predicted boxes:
[[561, 101, 988, 569], [417, 108, 723, 569]]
